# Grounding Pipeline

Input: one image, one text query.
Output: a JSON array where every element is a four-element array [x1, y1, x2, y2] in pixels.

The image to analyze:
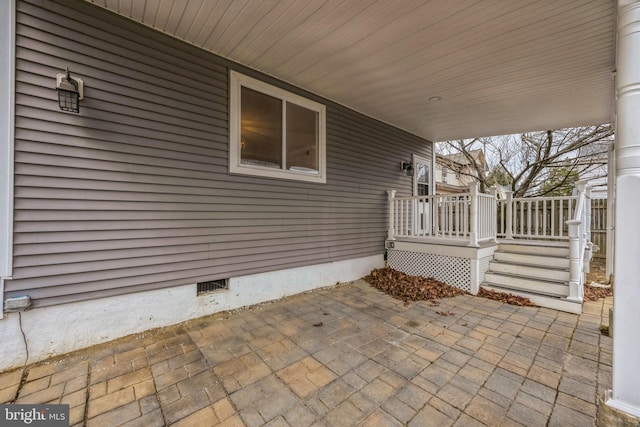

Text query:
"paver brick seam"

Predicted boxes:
[[16, 373, 50, 398], [406, 401, 455, 427], [10, 367, 30, 404]]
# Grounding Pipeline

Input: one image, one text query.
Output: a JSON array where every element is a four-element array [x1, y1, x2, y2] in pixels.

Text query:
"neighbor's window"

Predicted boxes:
[[229, 71, 326, 183]]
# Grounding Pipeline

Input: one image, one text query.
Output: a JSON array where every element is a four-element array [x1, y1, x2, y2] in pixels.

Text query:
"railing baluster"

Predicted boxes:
[[409, 199, 413, 236], [457, 197, 460, 237], [543, 199, 547, 236], [400, 199, 405, 236], [526, 200, 530, 236], [517, 200, 522, 237], [551, 199, 555, 237], [440, 198, 444, 236], [559, 199, 564, 238], [533, 200, 537, 236], [448, 197, 453, 237], [432, 196, 437, 236], [420, 198, 426, 237]]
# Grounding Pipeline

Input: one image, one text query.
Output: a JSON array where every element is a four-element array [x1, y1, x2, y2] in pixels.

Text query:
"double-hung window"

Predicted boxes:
[[229, 71, 326, 183]]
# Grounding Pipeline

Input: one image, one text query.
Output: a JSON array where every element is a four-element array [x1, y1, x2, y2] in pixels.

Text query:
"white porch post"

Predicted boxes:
[[387, 190, 396, 241], [606, 0, 640, 419], [468, 182, 478, 247], [505, 190, 514, 240]]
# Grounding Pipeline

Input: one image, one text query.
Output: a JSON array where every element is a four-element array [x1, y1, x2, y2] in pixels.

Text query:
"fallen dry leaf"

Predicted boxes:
[[365, 267, 466, 306], [584, 284, 613, 301], [477, 288, 536, 307]]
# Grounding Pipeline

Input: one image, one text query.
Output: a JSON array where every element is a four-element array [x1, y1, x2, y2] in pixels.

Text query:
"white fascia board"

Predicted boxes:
[[0, 0, 16, 318]]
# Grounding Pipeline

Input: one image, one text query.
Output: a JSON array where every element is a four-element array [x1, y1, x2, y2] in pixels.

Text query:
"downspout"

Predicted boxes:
[[0, 0, 16, 318]]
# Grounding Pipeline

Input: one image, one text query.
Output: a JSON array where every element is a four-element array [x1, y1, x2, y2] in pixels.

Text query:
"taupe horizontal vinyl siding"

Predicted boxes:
[[8, 0, 432, 307]]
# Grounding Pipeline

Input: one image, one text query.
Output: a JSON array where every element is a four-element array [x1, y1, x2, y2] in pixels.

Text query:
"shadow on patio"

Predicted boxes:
[[0, 280, 612, 427]]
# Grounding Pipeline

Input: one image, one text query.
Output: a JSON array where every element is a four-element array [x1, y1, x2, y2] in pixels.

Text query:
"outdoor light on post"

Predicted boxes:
[[56, 68, 83, 113]]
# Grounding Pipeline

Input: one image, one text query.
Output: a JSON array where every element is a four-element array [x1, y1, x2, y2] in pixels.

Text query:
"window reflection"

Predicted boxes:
[[240, 87, 282, 168], [286, 102, 318, 173]]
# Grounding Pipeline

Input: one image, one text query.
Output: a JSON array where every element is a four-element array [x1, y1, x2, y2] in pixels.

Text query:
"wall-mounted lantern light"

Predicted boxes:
[[401, 161, 413, 176], [56, 68, 83, 113]]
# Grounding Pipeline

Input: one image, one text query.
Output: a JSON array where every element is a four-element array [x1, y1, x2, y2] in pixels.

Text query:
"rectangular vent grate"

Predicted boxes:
[[197, 279, 228, 295]]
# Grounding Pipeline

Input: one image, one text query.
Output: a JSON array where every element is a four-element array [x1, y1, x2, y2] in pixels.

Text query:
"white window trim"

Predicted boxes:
[[229, 70, 326, 183]]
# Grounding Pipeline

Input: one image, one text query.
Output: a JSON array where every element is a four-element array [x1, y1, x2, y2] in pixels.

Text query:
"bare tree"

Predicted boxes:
[[438, 124, 614, 197]]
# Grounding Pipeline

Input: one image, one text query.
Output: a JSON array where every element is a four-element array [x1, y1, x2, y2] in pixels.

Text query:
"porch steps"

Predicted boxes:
[[481, 241, 582, 314], [483, 273, 569, 297], [497, 242, 569, 258], [488, 259, 570, 282]]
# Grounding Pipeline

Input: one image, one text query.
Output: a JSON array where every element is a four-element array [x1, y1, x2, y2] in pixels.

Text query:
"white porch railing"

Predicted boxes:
[[387, 181, 593, 302], [496, 194, 578, 240], [387, 182, 496, 247]]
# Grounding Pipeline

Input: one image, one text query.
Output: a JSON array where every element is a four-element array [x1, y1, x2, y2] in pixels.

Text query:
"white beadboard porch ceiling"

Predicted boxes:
[[86, 0, 616, 142]]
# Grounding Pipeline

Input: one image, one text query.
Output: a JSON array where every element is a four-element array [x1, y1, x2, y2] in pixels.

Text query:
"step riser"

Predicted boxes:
[[483, 241, 580, 313], [493, 252, 568, 269], [484, 274, 568, 297], [481, 285, 581, 314], [489, 262, 570, 282], [498, 244, 569, 257]]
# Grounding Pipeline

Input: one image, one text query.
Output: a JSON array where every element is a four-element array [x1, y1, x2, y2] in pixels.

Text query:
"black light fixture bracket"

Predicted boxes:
[[401, 161, 413, 175], [56, 67, 83, 113]]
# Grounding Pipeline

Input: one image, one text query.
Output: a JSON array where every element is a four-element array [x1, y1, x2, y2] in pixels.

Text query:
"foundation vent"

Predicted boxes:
[[197, 279, 228, 295]]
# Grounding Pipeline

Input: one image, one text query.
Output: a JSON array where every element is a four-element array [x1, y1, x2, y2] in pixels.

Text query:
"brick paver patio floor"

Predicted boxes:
[[0, 279, 612, 426]]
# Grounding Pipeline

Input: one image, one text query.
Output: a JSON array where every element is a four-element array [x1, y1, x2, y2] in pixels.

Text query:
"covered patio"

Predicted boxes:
[[1, 0, 639, 424], [0, 279, 613, 426]]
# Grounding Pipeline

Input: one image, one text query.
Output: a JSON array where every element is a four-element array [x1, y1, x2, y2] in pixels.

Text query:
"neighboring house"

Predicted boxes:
[[435, 149, 486, 194]]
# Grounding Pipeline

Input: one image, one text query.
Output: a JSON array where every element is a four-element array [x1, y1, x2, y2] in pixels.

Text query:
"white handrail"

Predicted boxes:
[[567, 181, 591, 302]]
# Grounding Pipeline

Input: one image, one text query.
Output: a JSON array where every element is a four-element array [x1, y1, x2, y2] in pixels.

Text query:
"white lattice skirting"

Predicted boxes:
[[388, 250, 471, 292], [386, 245, 496, 294]]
